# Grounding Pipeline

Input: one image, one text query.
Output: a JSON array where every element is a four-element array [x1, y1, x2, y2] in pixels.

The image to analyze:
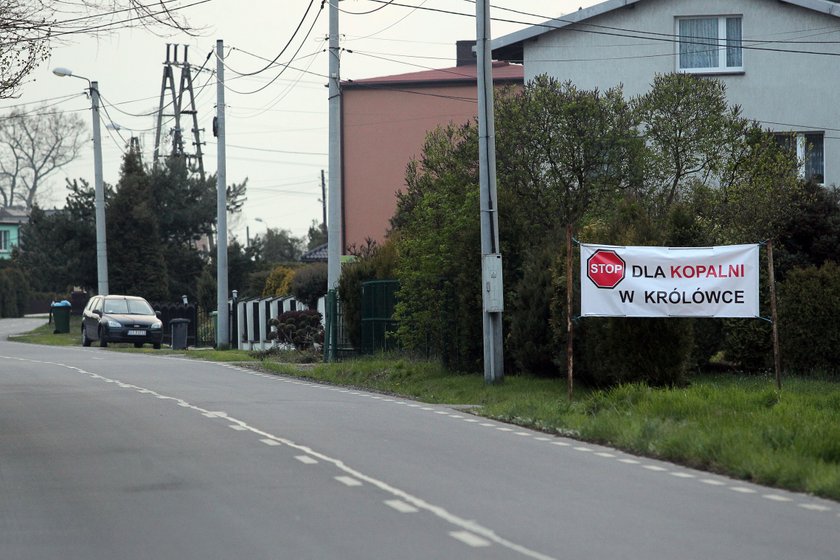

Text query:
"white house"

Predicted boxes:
[[493, 0, 840, 184]]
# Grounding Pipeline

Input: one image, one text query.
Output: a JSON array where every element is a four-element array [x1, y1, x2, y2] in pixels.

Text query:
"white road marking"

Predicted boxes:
[[385, 499, 419, 513], [619, 458, 640, 464], [480, 423, 495, 427], [535, 437, 552, 442], [450, 414, 464, 419], [700, 479, 726, 486], [497, 427, 514, 432], [515, 432, 531, 437], [643, 465, 668, 472], [229, 425, 248, 431], [335, 476, 363, 487], [552, 441, 571, 447], [730, 487, 757, 494], [295, 455, 318, 465], [670, 472, 695, 479], [435, 411, 449, 415], [464, 419, 479, 423], [260, 438, 282, 446], [798, 503, 832, 512], [573, 446, 592, 452], [763, 494, 793, 502], [450, 531, 492, 548], [595, 452, 616, 458]]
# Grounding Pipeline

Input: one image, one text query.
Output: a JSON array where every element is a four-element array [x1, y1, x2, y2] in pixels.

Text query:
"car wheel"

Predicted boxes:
[[82, 326, 92, 347], [99, 328, 108, 347], [133, 342, 143, 348], [153, 342, 161, 350]]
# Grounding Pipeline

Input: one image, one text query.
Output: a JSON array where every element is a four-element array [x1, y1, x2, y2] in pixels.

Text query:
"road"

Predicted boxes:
[[0, 318, 837, 559]]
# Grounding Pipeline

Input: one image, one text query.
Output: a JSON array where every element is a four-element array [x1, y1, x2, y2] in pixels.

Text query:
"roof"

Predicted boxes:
[[492, 0, 840, 62], [342, 61, 523, 89], [0, 206, 29, 225], [301, 243, 328, 263]]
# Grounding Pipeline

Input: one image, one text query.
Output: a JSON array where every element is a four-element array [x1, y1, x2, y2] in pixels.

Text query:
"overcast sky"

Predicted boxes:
[[2, 0, 597, 243]]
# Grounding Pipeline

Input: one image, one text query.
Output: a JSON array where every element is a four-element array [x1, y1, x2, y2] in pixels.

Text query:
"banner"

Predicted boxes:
[[580, 244, 760, 318]]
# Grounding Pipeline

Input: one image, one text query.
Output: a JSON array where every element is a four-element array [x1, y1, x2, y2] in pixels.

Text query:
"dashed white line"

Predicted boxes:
[[385, 499, 419, 513], [552, 441, 571, 447], [700, 479, 726, 486], [763, 494, 793, 502], [730, 487, 757, 494], [497, 427, 514, 432], [295, 455, 318, 465], [670, 472, 695, 479], [619, 458, 640, 464], [798, 503, 832, 512], [595, 452, 616, 458], [335, 476, 363, 487], [515, 432, 531, 437], [260, 438, 282, 447], [643, 465, 668, 472], [573, 446, 592, 452], [229, 424, 248, 431], [450, 531, 492, 548]]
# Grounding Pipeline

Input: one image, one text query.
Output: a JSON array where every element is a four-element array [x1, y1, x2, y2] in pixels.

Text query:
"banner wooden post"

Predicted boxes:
[[767, 240, 782, 391], [566, 224, 574, 401]]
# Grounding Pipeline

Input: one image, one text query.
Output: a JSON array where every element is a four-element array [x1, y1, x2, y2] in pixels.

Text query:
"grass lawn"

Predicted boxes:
[[10, 323, 840, 501]]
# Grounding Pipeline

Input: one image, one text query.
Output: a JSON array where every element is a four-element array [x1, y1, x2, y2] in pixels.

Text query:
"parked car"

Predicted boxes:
[[82, 295, 163, 349]]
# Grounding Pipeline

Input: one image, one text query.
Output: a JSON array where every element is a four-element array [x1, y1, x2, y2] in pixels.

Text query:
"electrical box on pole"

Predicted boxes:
[[482, 254, 504, 313]]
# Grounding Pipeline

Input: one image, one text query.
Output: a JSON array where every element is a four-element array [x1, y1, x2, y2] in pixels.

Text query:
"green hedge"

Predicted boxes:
[[778, 261, 840, 374]]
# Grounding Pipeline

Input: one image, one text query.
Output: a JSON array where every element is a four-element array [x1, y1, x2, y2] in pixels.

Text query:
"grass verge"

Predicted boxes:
[[10, 324, 840, 501]]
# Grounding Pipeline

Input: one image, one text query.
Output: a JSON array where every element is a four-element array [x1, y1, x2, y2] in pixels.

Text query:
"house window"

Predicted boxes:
[[677, 16, 743, 73], [774, 132, 824, 183], [0, 230, 9, 253]]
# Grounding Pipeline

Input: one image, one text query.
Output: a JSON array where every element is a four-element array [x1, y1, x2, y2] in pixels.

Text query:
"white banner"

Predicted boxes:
[[580, 244, 760, 318]]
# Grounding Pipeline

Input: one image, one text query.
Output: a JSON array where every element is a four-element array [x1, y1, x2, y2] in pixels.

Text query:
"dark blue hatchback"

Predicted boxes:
[[81, 295, 163, 349]]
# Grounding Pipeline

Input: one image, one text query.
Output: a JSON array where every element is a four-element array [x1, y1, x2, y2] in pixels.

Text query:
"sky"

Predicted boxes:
[[2, 0, 598, 244]]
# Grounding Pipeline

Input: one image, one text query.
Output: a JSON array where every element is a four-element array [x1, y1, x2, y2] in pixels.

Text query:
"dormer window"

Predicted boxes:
[[677, 16, 743, 73]]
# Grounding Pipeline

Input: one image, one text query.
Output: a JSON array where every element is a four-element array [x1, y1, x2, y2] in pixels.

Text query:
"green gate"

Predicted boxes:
[[361, 280, 399, 354]]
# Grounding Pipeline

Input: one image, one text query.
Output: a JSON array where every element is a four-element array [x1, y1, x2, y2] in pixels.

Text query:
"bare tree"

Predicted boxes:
[[0, 106, 87, 208], [1, 0, 196, 100]]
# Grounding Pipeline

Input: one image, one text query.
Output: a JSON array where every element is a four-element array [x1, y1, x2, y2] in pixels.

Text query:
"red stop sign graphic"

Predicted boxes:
[[587, 249, 626, 289]]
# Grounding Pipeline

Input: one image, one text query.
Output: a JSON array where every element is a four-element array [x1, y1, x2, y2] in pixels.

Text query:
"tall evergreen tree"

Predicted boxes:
[[107, 145, 169, 300]]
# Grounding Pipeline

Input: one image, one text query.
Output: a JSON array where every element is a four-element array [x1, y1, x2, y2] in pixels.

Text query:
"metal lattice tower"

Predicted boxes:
[[153, 44, 206, 181]]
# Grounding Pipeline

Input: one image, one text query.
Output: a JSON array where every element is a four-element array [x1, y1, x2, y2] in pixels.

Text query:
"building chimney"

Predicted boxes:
[[456, 40, 477, 66]]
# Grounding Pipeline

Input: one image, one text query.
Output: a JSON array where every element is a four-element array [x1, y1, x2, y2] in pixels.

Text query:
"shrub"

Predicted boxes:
[[508, 243, 562, 376], [338, 238, 398, 349], [778, 261, 840, 374], [291, 262, 328, 308], [263, 265, 296, 297], [0, 267, 31, 318], [268, 309, 324, 350]]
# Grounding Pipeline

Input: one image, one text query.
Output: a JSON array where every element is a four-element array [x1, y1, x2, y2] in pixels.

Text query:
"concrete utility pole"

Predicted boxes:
[[476, 1, 504, 383], [215, 39, 230, 350], [90, 81, 109, 296], [327, 0, 342, 290]]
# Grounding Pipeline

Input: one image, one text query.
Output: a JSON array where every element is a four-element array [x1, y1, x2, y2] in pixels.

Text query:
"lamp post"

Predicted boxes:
[[53, 67, 109, 296]]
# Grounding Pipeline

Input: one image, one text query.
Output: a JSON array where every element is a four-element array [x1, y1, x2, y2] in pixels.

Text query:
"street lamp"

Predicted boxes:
[[53, 67, 109, 296]]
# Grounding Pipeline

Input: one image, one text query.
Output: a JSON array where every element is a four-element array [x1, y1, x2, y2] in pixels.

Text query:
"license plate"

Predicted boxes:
[[127, 330, 146, 336]]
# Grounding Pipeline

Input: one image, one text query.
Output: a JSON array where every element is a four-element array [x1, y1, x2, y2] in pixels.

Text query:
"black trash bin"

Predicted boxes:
[[51, 302, 71, 334], [170, 318, 190, 350]]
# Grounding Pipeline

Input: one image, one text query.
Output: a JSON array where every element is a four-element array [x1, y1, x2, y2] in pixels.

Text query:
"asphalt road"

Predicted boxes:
[[0, 318, 837, 559]]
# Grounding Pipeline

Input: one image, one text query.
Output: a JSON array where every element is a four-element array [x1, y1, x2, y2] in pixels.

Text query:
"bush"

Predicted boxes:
[[778, 261, 840, 374], [291, 263, 327, 308], [508, 243, 562, 376], [268, 309, 324, 350], [0, 267, 31, 318], [263, 265, 296, 297], [338, 239, 398, 349]]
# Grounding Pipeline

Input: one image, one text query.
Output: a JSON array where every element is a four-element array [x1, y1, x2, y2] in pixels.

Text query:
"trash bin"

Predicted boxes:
[[170, 318, 190, 350], [51, 301, 71, 334]]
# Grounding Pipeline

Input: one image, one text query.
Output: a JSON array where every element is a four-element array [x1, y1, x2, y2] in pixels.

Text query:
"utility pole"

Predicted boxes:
[[91, 81, 109, 296], [476, 0, 504, 383], [327, 0, 342, 291], [215, 39, 230, 350]]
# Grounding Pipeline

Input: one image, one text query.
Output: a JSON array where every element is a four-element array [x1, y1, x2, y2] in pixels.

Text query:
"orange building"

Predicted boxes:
[[341, 42, 523, 252]]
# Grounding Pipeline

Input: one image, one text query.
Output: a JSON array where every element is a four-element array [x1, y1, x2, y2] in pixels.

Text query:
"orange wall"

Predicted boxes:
[[341, 84, 481, 252]]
